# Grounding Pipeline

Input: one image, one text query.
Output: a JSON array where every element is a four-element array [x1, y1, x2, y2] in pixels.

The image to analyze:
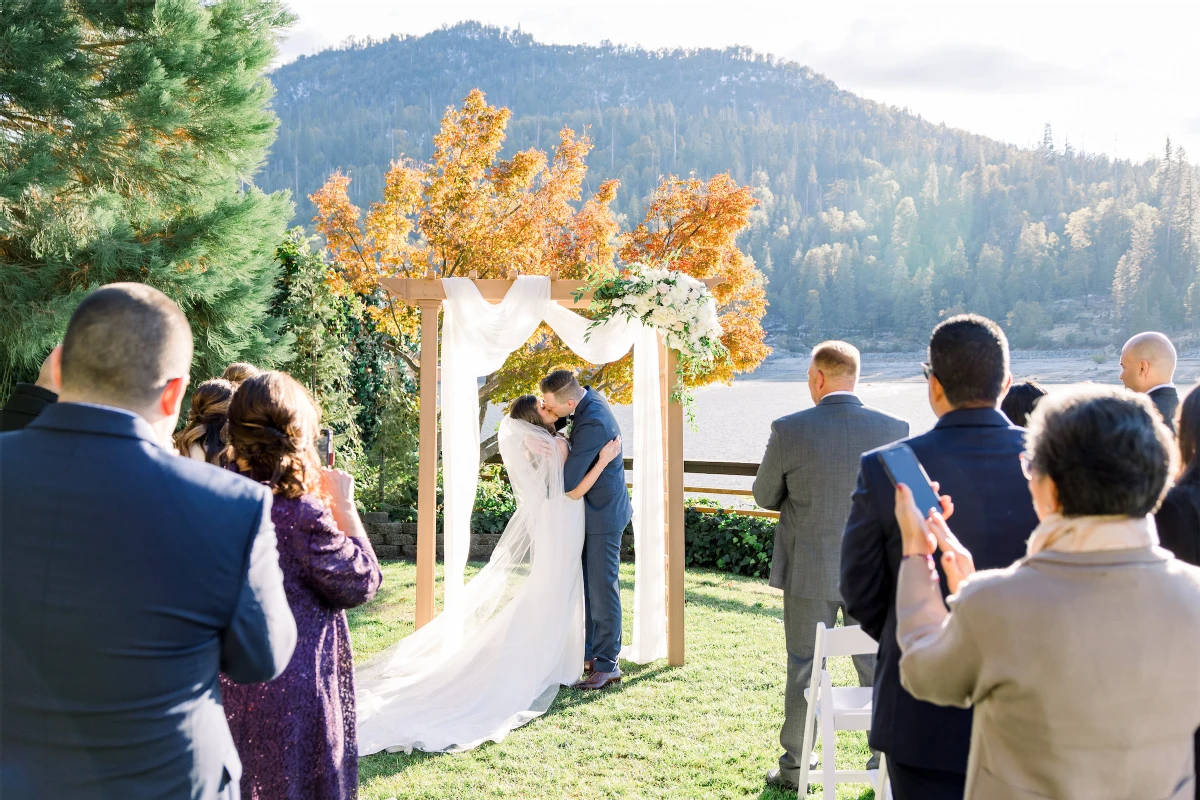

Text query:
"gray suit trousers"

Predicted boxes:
[[779, 596, 877, 782]]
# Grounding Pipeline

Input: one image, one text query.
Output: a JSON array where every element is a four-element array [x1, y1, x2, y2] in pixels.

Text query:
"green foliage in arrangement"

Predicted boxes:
[[0, 0, 296, 397], [265, 23, 1198, 345], [683, 506, 778, 578]]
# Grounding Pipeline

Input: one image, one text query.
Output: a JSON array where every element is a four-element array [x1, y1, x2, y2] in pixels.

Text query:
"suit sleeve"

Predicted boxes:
[[1154, 491, 1191, 559], [563, 417, 606, 494], [752, 422, 786, 511], [221, 493, 298, 684], [896, 557, 982, 708], [840, 454, 890, 641]]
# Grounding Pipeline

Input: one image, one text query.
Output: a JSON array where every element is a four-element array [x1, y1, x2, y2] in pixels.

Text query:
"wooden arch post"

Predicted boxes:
[[380, 274, 721, 668]]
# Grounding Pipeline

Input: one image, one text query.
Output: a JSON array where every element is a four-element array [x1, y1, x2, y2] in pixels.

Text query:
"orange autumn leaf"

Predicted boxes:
[[310, 90, 769, 411]]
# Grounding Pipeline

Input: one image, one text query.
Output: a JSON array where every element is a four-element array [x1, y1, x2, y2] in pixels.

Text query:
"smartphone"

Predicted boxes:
[[316, 428, 334, 468], [877, 442, 941, 517]]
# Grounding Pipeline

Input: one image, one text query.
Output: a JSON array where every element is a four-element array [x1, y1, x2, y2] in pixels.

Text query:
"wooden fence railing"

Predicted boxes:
[[483, 454, 780, 519]]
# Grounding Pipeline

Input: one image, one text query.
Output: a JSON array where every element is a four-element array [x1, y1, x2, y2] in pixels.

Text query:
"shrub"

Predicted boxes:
[[1091, 353, 1107, 364], [413, 478, 781, 578], [683, 507, 777, 578], [471, 466, 517, 535]]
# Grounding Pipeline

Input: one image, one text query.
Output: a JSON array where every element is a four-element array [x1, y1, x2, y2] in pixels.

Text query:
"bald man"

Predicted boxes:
[[1120, 332, 1179, 433]]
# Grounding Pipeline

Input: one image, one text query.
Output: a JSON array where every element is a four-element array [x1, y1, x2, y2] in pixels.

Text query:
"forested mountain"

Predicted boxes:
[[262, 22, 1198, 347]]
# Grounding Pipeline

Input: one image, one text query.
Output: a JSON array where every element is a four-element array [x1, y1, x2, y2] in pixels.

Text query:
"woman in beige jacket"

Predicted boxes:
[[893, 386, 1200, 800]]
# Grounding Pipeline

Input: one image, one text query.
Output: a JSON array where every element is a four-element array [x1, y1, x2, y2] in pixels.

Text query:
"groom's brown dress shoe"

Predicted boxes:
[[572, 668, 620, 690]]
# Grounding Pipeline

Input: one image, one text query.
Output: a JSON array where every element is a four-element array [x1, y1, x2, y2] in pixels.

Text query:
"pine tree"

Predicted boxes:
[[271, 230, 359, 453], [0, 0, 295, 395]]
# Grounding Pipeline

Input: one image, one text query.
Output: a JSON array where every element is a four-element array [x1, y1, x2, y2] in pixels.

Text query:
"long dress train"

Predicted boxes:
[[354, 417, 585, 755]]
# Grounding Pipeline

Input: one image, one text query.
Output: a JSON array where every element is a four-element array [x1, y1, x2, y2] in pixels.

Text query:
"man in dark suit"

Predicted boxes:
[[0, 347, 58, 431], [541, 370, 632, 691], [754, 341, 909, 793], [1120, 331, 1179, 433], [1, 284, 296, 800], [840, 315, 1039, 800]]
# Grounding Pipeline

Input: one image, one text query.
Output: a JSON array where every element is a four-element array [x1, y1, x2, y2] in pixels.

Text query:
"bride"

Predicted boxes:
[[355, 395, 622, 755]]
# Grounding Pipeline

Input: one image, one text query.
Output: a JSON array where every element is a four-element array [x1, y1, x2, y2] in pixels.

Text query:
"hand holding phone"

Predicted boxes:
[[877, 443, 941, 517], [317, 427, 334, 468]]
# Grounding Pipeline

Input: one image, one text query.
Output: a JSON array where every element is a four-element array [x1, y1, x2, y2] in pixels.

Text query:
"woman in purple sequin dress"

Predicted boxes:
[[221, 372, 382, 800]]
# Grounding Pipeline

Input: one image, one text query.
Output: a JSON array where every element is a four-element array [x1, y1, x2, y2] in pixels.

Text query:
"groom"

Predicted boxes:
[[540, 370, 632, 690]]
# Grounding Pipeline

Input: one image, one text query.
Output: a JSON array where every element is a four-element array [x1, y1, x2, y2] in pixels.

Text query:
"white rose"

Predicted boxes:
[[612, 297, 624, 307]]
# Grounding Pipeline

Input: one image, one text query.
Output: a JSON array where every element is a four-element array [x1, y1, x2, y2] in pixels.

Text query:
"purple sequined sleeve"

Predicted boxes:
[[297, 498, 382, 610]]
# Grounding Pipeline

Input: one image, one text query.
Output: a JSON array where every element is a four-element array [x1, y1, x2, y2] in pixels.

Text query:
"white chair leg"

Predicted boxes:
[[877, 753, 890, 800], [821, 670, 836, 800], [797, 623, 825, 792]]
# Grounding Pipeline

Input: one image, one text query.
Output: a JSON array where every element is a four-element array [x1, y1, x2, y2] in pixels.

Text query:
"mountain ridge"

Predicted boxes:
[[260, 22, 1197, 345]]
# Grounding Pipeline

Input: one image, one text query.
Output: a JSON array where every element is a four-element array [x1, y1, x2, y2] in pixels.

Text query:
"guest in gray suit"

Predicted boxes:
[[753, 341, 909, 792]]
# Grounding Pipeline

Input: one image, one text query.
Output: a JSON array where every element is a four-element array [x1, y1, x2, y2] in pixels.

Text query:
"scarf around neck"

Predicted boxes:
[[1026, 513, 1159, 557]]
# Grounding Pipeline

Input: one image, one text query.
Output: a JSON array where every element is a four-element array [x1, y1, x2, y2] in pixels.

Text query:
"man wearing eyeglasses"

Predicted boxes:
[[839, 315, 1039, 800]]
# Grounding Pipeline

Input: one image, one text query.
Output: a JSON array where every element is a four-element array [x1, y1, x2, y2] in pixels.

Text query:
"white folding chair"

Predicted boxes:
[[797, 622, 891, 800]]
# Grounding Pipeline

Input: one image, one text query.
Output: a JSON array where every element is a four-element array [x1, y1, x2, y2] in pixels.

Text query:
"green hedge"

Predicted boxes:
[[682, 507, 777, 579], [421, 475, 780, 579]]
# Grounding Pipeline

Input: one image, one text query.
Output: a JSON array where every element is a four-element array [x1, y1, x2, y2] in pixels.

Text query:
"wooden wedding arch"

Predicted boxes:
[[381, 272, 723, 667]]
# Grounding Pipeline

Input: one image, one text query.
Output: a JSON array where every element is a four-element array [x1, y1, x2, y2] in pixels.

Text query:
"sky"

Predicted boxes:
[[276, 1, 1200, 163]]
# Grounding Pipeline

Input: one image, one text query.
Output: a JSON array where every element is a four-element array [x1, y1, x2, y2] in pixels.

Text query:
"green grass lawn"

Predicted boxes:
[[347, 561, 877, 800]]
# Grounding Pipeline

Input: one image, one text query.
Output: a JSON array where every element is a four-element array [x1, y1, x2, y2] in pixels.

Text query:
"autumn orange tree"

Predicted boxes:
[[311, 90, 770, 456]]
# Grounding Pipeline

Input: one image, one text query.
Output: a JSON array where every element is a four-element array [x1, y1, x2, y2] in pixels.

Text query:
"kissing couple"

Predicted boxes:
[[354, 370, 630, 756]]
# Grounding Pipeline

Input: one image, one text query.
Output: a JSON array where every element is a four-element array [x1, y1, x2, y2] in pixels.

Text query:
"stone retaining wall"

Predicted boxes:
[[361, 512, 636, 561]]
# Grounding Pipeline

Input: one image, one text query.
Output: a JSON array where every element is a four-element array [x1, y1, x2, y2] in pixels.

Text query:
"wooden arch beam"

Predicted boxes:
[[380, 275, 722, 668]]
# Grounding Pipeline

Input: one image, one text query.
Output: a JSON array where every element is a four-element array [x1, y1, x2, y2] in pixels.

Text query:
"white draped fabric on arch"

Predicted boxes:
[[437, 275, 667, 664]]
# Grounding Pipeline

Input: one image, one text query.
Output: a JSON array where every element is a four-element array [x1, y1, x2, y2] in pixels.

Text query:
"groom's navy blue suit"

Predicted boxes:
[[564, 388, 632, 674]]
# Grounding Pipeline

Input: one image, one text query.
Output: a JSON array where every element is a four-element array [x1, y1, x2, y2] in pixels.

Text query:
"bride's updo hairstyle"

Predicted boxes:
[[228, 371, 323, 499], [509, 394, 554, 435], [174, 378, 234, 465]]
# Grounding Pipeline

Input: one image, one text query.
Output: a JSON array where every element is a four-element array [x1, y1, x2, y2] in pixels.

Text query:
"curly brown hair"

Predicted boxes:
[[174, 378, 234, 466], [227, 371, 322, 499]]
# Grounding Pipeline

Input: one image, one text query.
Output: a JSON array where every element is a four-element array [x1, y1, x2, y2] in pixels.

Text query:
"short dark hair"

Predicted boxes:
[[60, 283, 193, 407], [1000, 380, 1048, 427], [540, 369, 582, 399], [928, 314, 1009, 407], [1176, 384, 1200, 487], [811, 340, 860, 380], [1027, 386, 1173, 517]]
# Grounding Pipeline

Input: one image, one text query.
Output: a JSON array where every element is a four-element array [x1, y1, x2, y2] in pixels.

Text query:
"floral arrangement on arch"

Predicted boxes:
[[578, 263, 727, 410]]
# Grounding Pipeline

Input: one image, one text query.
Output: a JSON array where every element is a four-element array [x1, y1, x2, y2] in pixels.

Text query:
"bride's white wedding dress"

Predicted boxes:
[[354, 417, 585, 755]]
